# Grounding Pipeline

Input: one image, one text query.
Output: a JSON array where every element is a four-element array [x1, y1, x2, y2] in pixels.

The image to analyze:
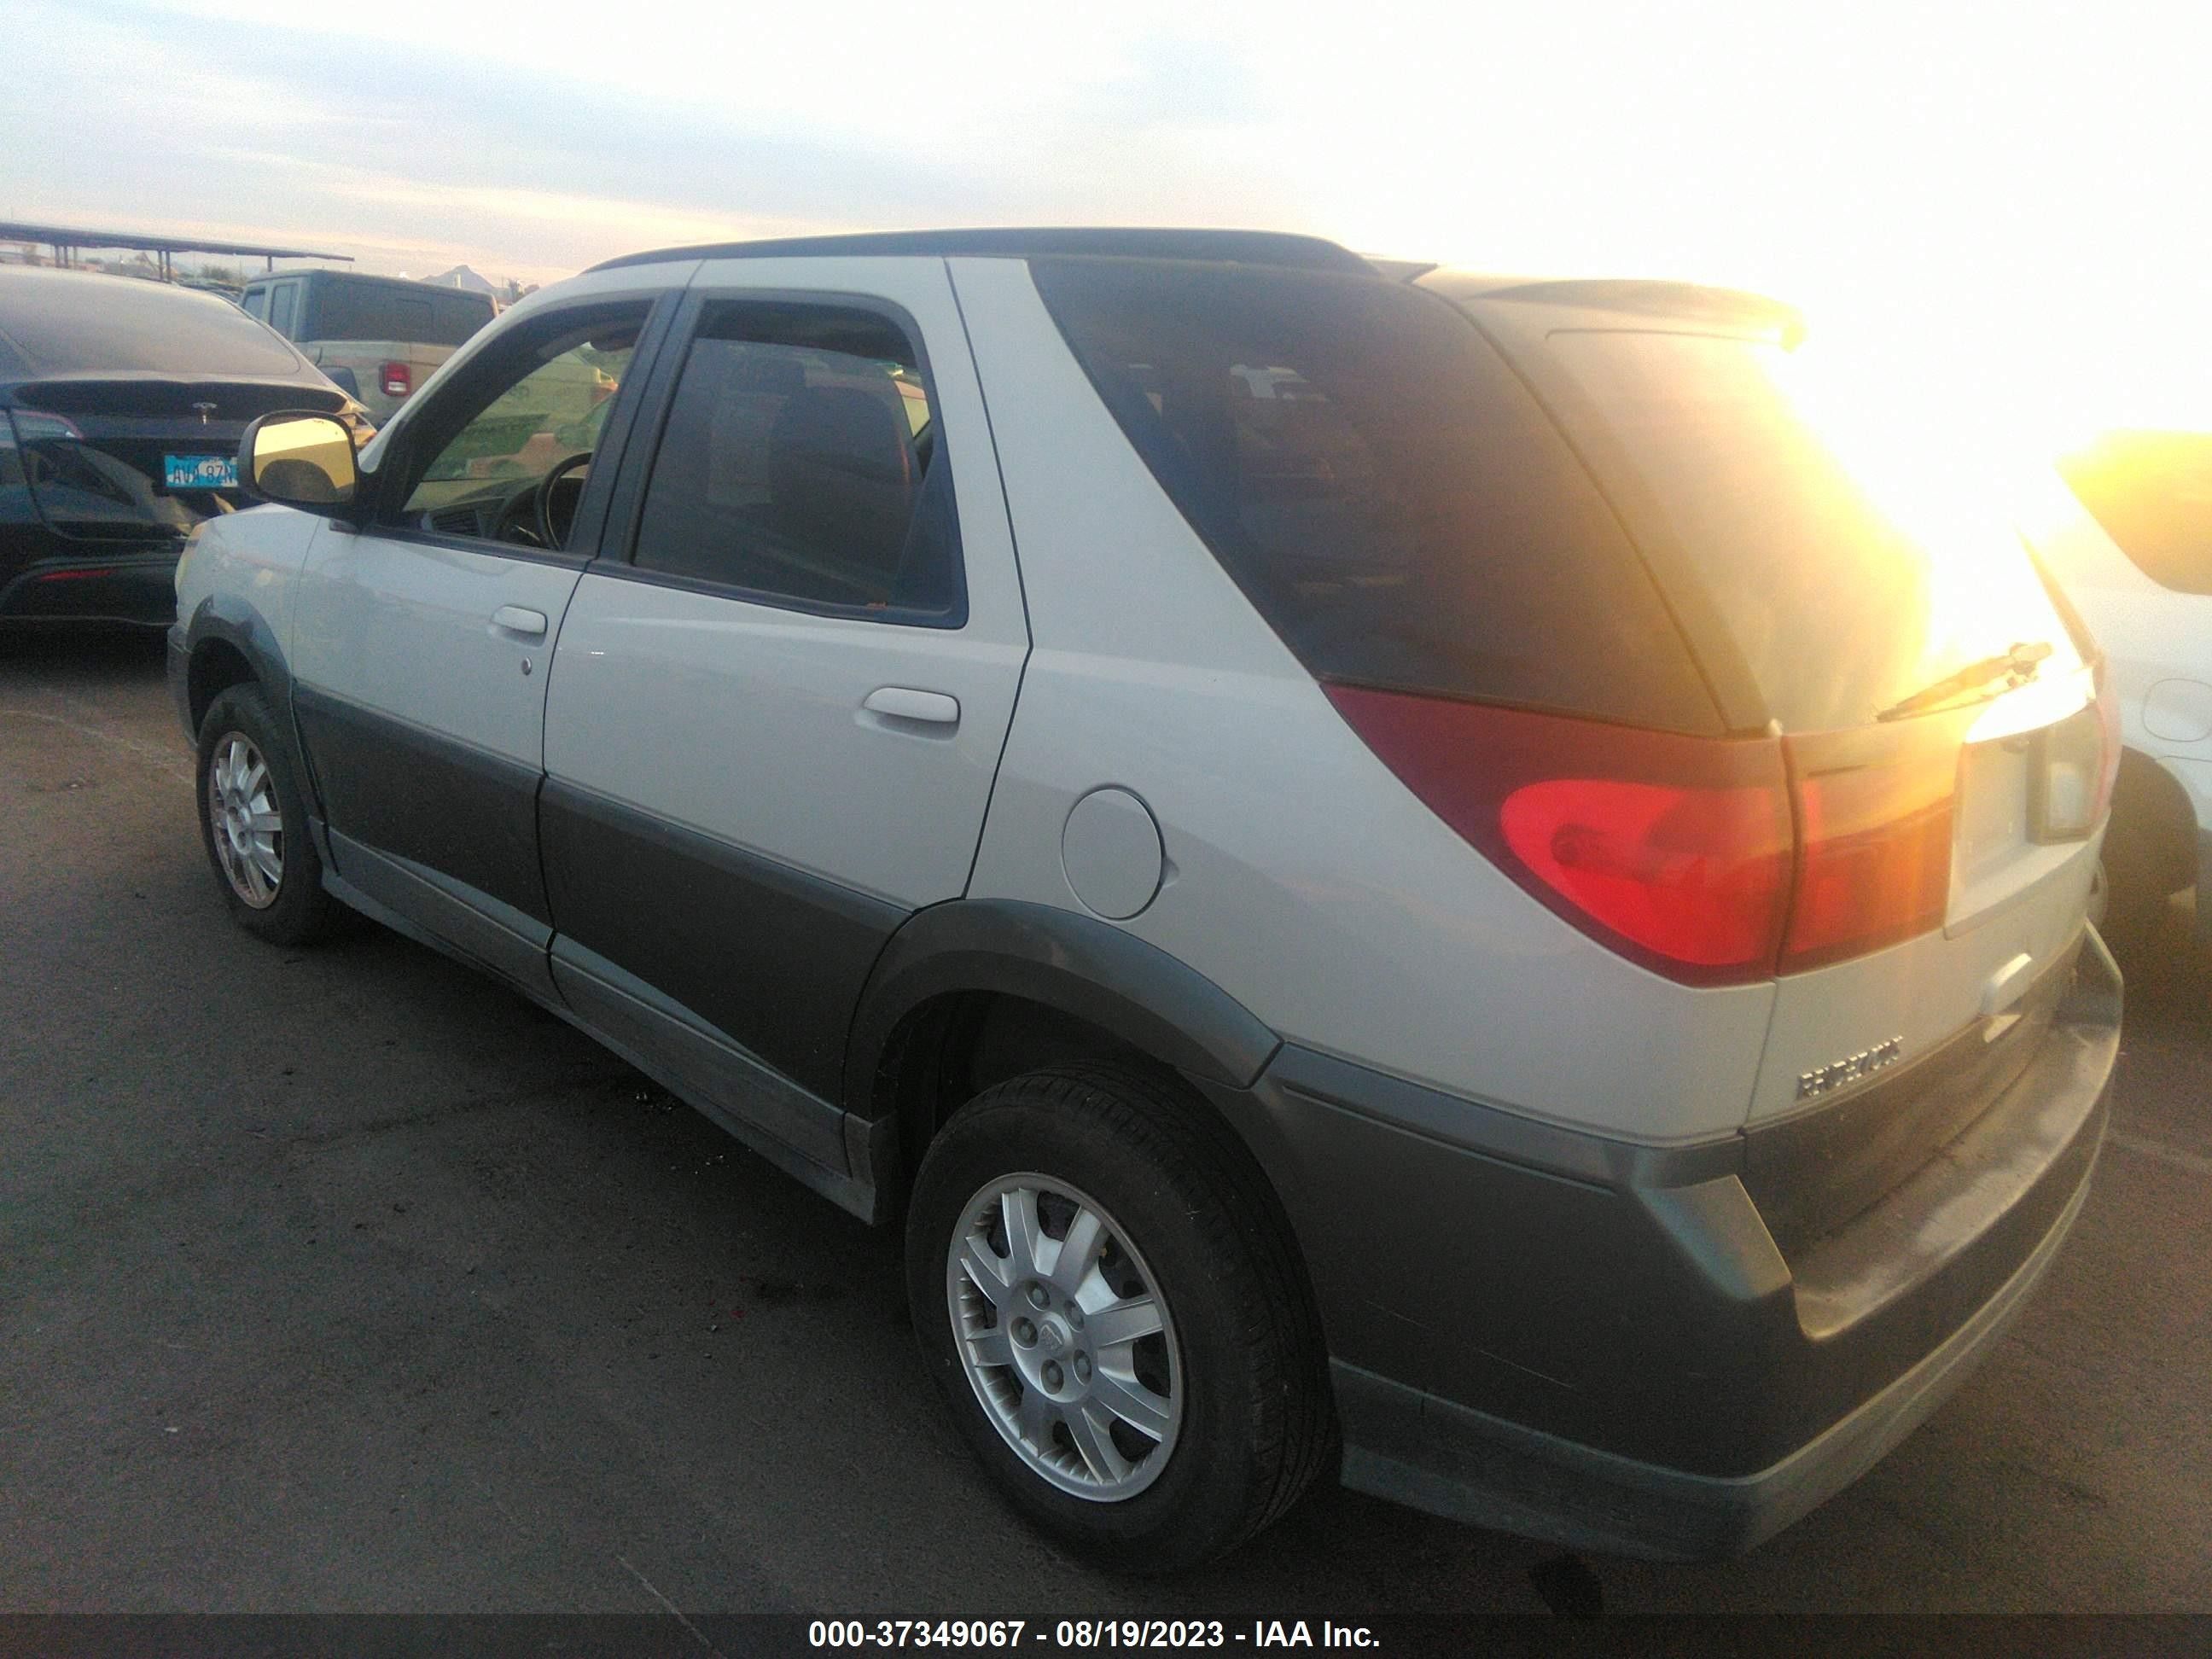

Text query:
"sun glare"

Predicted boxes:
[[1765, 328, 2087, 690]]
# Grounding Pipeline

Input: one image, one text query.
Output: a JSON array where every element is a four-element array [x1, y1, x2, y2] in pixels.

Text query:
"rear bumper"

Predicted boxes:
[[1330, 1144, 2092, 1559], [0, 549, 180, 627], [1202, 928, 2121, 1559]]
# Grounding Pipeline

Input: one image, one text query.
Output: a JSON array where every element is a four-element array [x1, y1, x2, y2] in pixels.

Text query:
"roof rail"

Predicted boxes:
[[586, 226, 1376, 276]]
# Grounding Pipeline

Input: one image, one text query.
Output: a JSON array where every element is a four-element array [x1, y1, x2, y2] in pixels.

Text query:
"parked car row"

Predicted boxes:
[[0, 268, 369, 629], [0, 264, 504, 630]]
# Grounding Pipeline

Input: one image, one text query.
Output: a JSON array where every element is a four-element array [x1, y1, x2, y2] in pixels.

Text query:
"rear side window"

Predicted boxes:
[[306, 281, 491, 346], [266, 283, 297, 338], [1028, 259, 1718, 732], [2057, 429, 2212, 596], [629, 300, 962, 621]]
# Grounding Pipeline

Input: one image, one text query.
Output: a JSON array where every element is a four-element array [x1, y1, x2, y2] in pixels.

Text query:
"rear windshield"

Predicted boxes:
[[1028, 260, 1720, 732], [306, 282, 491, 347], [1537, 328, 2084, 731], [2057, 428, 2212, 596], [0, 274, 300, 378]]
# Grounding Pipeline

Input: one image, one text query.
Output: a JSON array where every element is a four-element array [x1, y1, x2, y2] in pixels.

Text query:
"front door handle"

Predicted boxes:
[[492, 605, 548, 637], [862, 686, 961, 726]]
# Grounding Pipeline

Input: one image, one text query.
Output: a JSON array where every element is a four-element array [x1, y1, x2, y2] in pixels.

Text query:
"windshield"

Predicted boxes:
[[1540, 328, 2082, 731]]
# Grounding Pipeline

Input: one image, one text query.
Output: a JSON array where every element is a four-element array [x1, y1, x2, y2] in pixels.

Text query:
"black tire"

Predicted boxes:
[[2099, 810, 2181, 951], [195, 683, 335, 946], [905, 1062, 1331, 1575]]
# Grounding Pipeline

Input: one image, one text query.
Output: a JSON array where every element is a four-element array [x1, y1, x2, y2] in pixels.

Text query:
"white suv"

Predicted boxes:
[[2035, 429, 2212, 946], [169, 229, 2122, 1573]]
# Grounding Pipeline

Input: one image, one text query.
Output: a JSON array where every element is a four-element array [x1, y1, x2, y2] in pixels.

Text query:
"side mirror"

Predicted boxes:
[[240, 412, 359, 515]]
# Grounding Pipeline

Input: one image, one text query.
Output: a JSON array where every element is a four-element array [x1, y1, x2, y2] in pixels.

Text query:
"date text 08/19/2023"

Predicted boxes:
[[806, 1619, 1379, 1649]]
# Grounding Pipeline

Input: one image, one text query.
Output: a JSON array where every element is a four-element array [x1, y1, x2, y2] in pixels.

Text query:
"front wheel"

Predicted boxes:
[[195, 683, 334, 946], [905, 1063, 1330, 1575]]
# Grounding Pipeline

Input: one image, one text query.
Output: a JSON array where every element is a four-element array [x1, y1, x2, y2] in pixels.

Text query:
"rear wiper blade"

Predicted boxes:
[[1875, 640, 2053, 722]]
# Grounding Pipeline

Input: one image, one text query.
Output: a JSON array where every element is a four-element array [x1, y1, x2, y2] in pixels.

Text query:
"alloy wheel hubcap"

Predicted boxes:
[[946, 1173, 1182, 1501], [207, 732, 282, 909]]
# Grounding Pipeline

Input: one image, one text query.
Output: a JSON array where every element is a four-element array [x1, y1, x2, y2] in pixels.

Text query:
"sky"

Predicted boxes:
[[8, 0, 2210, 448]]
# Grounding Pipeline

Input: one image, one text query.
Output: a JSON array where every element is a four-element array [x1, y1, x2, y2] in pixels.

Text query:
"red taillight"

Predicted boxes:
[[1324, 685, 1793, 985], [1779, 726, 1959, 972], [2093, 662, 2122, 824], [1326, 684, 1969, 985], [1501, 777, 1793, 969], [379, 361, 411, 399]]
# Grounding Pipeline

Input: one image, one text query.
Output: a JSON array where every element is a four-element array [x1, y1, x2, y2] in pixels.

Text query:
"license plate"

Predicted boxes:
[[164, 453, 237, 491]]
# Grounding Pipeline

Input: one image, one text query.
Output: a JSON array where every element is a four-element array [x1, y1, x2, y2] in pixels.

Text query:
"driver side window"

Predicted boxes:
[[396, 304, 647, 550]]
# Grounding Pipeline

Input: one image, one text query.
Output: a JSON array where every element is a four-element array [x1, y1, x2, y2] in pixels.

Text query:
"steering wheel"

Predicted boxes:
[[532, 451, 596, 550]]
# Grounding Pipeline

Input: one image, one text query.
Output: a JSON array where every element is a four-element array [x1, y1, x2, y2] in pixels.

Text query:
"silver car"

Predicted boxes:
[[170, 227, 2121, 1573]]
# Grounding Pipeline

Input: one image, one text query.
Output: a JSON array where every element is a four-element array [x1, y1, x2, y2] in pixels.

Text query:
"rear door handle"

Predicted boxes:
[[492, 605, 548, 637], [862, 686, 960, 725]]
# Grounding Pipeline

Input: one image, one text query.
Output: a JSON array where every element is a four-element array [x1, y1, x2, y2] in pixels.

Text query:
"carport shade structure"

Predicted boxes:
[[0, 220, 352, 281]]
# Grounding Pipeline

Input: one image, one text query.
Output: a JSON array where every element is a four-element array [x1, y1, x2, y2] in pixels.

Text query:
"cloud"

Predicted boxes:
[[8, 0, 2209, 433], [5, 0, 1326, 282]]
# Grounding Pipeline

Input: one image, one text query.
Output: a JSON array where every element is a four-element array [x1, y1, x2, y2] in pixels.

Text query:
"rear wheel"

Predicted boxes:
[[195, 683, 334, 946], [2100, 755, 2198, 955], [905, 1063, 1330, 1575], [2100, 808, 2185, 949]]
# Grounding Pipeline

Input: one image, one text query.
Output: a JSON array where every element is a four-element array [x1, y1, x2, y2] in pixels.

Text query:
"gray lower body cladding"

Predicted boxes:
[[1201, 929, 2121, 1559]]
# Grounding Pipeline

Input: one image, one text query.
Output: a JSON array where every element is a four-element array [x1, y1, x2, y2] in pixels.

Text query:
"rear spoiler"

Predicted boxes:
[[7, 375, 348, 420], [1444, 277, 1807, 346]]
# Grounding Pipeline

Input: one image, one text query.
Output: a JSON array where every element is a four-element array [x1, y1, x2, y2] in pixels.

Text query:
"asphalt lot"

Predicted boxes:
[[3, 630, 2208, 1619]]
